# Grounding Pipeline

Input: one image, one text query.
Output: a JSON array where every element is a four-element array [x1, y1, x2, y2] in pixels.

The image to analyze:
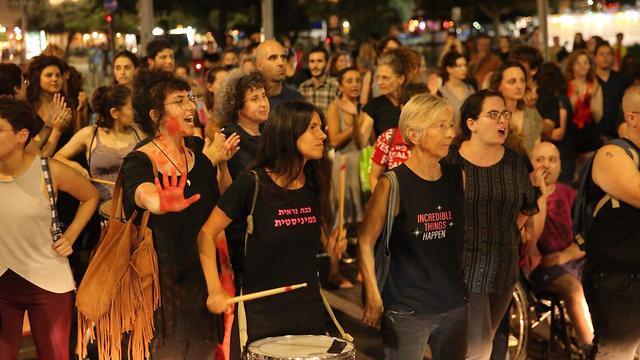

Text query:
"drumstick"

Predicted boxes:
[[226, 283, 307, 304], [91, 178, 115, 186], [337, 157, 347, 232]]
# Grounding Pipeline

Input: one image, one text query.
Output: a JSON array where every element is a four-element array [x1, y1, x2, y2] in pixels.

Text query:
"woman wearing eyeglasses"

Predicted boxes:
[[120, 71, 237, 358], [445, 90, 546, 360], [490, 61, 544, 155]]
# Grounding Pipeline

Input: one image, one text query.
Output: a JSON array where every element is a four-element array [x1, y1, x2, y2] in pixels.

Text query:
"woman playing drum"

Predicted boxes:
[[198, 101, 346, 359]]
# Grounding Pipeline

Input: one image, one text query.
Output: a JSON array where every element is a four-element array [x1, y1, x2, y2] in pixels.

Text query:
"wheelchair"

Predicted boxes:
[[507, 274, 580, 360]]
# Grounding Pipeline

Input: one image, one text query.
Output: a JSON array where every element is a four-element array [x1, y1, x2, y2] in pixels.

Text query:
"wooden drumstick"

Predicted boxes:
[[226, 283, 307, 304], [337, 156, 347, 232], [91, 178, 115, 186]]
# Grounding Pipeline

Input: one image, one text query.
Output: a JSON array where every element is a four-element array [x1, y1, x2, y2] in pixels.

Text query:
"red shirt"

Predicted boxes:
[[538, 183, 576, 255], [371, 127, 411, 170]]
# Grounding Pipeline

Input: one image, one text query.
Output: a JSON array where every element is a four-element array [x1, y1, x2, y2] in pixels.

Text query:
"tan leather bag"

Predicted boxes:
[[76, 156, 160, 360]]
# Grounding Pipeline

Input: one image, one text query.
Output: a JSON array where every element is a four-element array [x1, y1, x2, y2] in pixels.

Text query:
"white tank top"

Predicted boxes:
[[0, 155, 75, 293]]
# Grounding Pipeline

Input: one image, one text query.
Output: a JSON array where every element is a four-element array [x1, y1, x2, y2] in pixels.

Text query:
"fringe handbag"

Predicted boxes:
[[76, 154, 160, 360]]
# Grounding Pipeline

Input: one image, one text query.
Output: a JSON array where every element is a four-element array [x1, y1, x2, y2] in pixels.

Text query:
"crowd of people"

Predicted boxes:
[[0, 27, 639, 360]]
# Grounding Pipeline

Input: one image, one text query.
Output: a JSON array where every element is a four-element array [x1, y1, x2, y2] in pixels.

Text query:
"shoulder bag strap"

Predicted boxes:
[[594, 139, 640, 215], [87, 125, 98, 171], [238, 169, 259, 354], [41, 157, 63, 241], [382, 171, 399, 255]]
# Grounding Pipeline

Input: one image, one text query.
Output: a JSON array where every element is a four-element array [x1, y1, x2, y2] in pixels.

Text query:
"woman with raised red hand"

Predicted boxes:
[[120, 71, 238, 359]]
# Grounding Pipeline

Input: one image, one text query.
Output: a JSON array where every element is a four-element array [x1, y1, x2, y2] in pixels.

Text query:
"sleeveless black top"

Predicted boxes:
[[383, 163, 468, 314], [587, 139, 640, 273]]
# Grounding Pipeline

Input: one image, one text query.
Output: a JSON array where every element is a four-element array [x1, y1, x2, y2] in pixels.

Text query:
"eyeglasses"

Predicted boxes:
[[481, 110, 512, 121], [164, 94, 197, 110]]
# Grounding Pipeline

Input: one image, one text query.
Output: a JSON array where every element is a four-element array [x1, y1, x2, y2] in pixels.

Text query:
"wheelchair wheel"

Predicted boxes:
[[508, 282, 530, 360]]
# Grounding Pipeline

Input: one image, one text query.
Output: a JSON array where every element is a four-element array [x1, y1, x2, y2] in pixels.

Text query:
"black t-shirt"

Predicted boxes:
[[217, 168, 325, 341], [363, 95, 401, 138], [536, 88, 560, 125], [384, 164, 468, 314], [222, 123, 260, 180], [121, 150, 220, 342], [268, 85, 304, 110], [597, 71, 632, 138]]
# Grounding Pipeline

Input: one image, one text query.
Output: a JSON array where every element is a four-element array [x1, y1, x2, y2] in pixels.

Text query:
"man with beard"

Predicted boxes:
[[298, 47, 340, 115], [255, 39, 303, 109], [146, 39, 175, 72]]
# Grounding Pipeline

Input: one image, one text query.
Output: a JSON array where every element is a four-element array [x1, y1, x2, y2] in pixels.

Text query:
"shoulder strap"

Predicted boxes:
[[244, 170, 260, 257], [381, 171, 399, 254], [87, 125, 98, 171], [40, 158, 63, 241], [238, 169, 260, 354], [608, 138, 640, 168], [592, 138, 640, 216]]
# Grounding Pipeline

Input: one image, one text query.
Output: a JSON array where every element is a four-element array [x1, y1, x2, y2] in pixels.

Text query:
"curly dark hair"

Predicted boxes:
[[25, 55, 66, 106], [91, 84, 131, 129], [253, 100, 333, 233], [216, 70, 267, 126], [132, 69, 190, 135]]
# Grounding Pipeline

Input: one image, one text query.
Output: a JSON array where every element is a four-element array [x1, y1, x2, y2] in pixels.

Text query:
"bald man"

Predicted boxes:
[[583, 85, 640, 359], [529, 142, 595, 351], [255, 40, 303, 108]]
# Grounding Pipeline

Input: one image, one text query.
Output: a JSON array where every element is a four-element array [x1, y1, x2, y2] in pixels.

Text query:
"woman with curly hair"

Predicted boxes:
[[25, 55, 73, 157], [217, 70, 270, 179]]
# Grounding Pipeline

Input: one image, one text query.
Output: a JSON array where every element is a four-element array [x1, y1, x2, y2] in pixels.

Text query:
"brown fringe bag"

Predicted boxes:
[[76, 156, 160, 360]]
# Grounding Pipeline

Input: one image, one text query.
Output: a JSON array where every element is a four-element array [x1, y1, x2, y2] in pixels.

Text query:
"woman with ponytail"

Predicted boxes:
[[54, 84, 141, 200]]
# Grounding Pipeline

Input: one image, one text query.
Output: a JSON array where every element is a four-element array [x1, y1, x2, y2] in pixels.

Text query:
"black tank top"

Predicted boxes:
[[587, 139, 640, 273], [383, 163, 468, 314]]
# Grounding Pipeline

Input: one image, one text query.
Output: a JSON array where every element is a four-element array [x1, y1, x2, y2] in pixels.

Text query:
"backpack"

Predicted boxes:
[[572, 138, 640, 248]]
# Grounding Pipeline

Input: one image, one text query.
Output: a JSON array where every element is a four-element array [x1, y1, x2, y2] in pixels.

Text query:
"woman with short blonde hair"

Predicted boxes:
[[360, 93, 469, 359]]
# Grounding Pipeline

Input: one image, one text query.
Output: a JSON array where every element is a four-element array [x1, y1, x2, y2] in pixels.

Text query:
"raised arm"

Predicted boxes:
[[53, 126, 93, 177], [327, 101, 354, 149], [49, 159, 99, 256]]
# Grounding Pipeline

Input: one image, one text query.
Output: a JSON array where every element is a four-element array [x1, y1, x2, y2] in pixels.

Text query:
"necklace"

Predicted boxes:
[[151, 140, 191, 186]]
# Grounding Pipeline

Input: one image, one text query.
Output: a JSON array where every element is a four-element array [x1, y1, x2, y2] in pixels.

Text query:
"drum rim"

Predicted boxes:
[[245, 335, 355, 360]]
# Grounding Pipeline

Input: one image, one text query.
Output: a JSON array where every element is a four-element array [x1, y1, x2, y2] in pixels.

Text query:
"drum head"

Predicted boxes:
[[246, 335, 355, 360]]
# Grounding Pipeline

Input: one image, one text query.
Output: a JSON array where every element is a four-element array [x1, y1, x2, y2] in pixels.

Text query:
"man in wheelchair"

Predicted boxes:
[[528, 142, 595, 353]]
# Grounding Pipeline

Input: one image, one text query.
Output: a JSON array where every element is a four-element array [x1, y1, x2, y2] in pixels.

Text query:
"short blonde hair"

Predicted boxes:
[[399, 93, 452, 147]]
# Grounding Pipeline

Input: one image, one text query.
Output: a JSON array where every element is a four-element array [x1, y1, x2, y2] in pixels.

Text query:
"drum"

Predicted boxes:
[[245, 335, 355, 360]]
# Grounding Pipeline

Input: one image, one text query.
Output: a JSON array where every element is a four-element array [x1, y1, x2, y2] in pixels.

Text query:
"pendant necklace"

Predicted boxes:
[[151, 141, 191, 186]]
